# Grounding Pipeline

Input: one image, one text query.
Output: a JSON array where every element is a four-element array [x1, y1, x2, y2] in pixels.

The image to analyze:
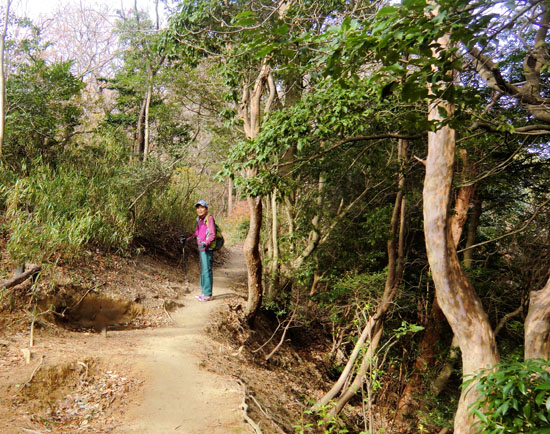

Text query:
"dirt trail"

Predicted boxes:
[[121, 246, 252, 433]]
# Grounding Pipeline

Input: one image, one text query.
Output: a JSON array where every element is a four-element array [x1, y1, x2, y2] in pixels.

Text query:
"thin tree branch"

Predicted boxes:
[[278, 134, 421, 169], [494, 303, 524, 336], [265, 308, 296, 361], [458, 197, 550, 253]]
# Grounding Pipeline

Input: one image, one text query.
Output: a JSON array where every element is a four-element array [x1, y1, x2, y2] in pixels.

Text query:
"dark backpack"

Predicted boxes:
[[198, 215, 224, 251]]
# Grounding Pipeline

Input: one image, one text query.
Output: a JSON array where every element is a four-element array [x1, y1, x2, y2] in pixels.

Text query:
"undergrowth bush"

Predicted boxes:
[[466, 359, 550, 433], [1, 140, 196, 264], [133, 174, 197, 249]]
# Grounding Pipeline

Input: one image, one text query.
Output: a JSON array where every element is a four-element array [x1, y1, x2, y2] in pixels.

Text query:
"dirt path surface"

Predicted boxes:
[[120, 245, 252, 433]]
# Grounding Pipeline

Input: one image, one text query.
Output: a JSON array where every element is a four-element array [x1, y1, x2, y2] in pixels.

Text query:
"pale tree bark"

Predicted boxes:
[[469, 6, 550, 123], [433, 191, 481, 401], [450, 151, 476, 246], [284, 195, 295, 253], [142, 0, 161, 161], [423, 32, 499, 433], [396, 150, 476, 425], [290, 173, 325, 271], [308, 258, 325, 300], [525, 276, 550, 360], [0, 0, 11, 156], [136, 96, 147, 154], [142, 83, 152, 160], [244, 195, 263, 325], [289, 175, 376, 272], [135, 55, 163, 157], [264, 195, 272, 259], [313, 139, 408, 416]]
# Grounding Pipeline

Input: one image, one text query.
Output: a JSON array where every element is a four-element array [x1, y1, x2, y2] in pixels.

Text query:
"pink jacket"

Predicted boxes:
[[191, 214, 216, 251]]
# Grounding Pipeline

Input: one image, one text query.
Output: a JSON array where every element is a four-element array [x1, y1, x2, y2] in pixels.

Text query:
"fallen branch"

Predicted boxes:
[[265, 308, 296, 362], [0, 265, 41, 290], [251, 321, 282, 353], [30, 315, 36, 348], [67, 288, 93, 311], [78, 361, 89, 378]]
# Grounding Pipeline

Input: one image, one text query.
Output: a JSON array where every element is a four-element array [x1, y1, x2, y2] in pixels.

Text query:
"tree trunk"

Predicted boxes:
[[227, 178, 233, 215], [136, 96, 147, 154], [423, 70, 499, 432], [395, 293, 447, 425], [236, 63, 274, 325], [396, 181, 475, 425], [244, 196, 263, 325], [450, 183, 476, 247], [308, 259, 323, 300], [0, 0, 11, 156], [289, 173, 373, 272], [463, 197, 481, 268], [142, 84, 152, 161], [269, 190, 280, 299], [0, 264, 41, 289], [525, 276, 550, 360], [284, 195, 296, 253]]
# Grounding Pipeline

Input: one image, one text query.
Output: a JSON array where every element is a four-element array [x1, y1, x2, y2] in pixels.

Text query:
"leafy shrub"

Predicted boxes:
[[237, 219, 249, 241], [1, 140, 196, 263], [467, 359, 550, 433], [4, 156, 134, 263]]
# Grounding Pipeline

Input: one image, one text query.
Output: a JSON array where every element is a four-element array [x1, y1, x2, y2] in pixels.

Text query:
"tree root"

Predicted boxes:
[[19, 355, 45, 391], [235, 377, 263, 434], [233, 375, 287, 434]]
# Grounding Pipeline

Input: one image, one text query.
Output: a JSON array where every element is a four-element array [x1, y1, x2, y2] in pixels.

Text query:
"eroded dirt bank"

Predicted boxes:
[[0, 246, 252, 433]]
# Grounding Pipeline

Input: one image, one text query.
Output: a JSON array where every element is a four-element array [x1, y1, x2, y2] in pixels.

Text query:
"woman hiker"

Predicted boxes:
[[187, 200, 216, 302]]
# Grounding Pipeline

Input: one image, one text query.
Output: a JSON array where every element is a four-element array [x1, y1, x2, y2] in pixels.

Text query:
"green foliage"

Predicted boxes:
[[4, 59, 84, 166], [223, 78, 417, 197], [3, 152, 133, 263], [295, 403, 353, 434], [236, 219, 250, 241], [466, 359, 550, 433], [1, 136, 196, 263], [321, 271, 387, 307]]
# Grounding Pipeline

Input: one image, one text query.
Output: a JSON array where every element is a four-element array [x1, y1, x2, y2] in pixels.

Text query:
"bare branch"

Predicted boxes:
[[458, 197, 550, 253]]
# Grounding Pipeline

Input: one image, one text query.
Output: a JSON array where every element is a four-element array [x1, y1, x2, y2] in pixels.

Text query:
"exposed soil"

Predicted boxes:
[[0, 248, 195, 433], [0, 243, 339, 433]]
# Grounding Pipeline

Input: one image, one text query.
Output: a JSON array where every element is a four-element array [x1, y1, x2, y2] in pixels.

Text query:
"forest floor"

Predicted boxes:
[[0, 243, 334, 434]]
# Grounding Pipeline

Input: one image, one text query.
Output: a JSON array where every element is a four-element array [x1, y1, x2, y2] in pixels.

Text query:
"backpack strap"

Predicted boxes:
[[204, 214, 210, 240]]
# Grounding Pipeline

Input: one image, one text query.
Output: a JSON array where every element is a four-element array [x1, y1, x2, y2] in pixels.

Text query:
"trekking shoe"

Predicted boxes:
[[194, 294, 205, 301], [199, 296, 213, 302]]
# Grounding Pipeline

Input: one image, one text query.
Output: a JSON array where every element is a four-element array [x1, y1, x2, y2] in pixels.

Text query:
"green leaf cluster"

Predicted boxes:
[[467, 359, 550, 433], [4, 59, 84, 166]]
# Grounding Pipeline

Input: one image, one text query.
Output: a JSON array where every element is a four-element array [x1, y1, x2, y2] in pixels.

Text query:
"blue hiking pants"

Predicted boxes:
[[199, 250, 213, 297]]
